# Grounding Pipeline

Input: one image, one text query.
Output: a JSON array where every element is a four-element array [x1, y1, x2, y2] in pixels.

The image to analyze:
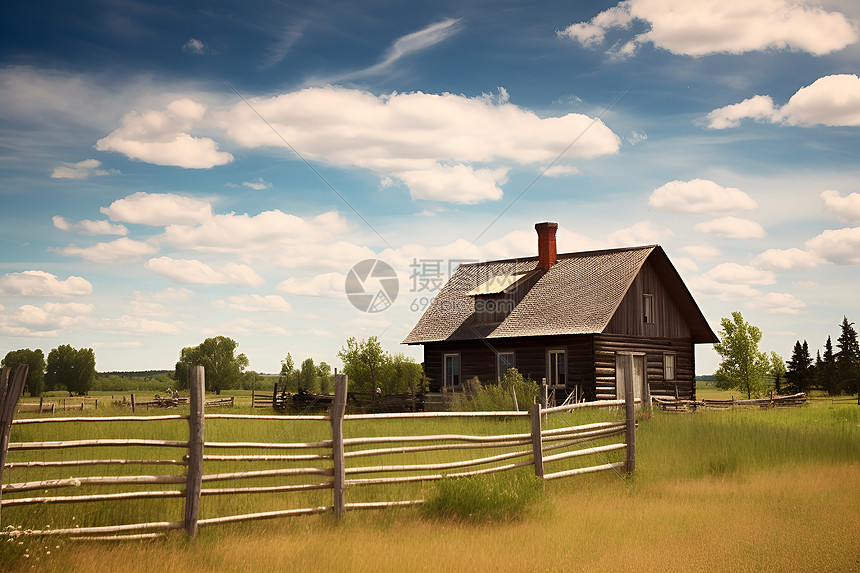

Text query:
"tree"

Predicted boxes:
[[338, 336, 385, 393], [713, 312, 769, 399], [786, 340, 813, 393], [819, 336, 838, 395], [299, 357, 318, 393], [835, 316, 860, 395], [381, 352, 426, 394], [174, 336, 248, 394], [45, 345, 96, 396], [316, 361, 333, 394], [2, 348, 46, 396], [768, 351, 785, 395], [279, 353, 300, 392]]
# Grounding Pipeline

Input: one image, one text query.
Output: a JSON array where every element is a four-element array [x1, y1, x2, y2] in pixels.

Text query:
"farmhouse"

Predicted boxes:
[[403, 222, 718, 402]]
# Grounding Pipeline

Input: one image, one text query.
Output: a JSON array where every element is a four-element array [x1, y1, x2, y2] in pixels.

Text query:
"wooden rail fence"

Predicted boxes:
[[0, 362, 639, 540]]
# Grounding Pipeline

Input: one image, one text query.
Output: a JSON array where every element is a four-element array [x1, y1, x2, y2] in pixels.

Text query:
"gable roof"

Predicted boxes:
[[402, 244, 717, 345]]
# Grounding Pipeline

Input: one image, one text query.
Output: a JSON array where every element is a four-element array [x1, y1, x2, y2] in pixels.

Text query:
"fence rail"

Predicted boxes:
[[1, 363, 639, 540]]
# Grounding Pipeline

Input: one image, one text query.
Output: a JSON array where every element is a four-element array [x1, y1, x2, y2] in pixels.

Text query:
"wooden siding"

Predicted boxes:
[[605, 259, 692, 339], [593, 334, 695, 400]]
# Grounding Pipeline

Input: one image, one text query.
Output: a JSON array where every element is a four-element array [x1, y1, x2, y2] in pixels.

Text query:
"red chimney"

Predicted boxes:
[[535, 222, 558, 271]]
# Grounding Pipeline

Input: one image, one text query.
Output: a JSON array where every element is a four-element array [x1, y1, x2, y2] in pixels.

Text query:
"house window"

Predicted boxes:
[[443, 354, 460, 390], [643, 294, 654, 324], [664, 353, 676, 381], [548, 349, 566, 388], [497, 352, 515, 380]]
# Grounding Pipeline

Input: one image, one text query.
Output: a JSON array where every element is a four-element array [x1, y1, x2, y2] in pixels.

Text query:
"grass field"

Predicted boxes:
[[2, 393, 859, 571]]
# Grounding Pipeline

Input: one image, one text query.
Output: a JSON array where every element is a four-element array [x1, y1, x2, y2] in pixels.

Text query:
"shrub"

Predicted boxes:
[[421, 470, 545, 522], [452, 369, 538, 411]]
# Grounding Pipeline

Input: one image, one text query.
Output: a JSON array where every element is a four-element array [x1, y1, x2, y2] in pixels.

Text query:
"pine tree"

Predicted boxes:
[[786, 340, 813, 393], [821, 336, 837, 395], [835, 317, 860, 395]]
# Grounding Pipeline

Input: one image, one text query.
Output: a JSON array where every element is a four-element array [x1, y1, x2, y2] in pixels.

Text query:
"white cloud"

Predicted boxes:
[[752, 248, 824, 270], [559, 0, 858, 57], [242, 177, 271, 190], [212, 294, 292, 312], [687, 263, 802, 313], [695, 216, 766, 239], [183, 37, 206, 54], [130, 287, 193, 316], [55, 237, 158, 263], [51, 158, 116, 179], [649, 179, 757, 213], [217, 86, 620, 203], [625, 130, 647, 145], [679, 244, 721, 260], [821, 189, 860, 222], [337, 19, 464, 80], [53, 216, 128, 236], [101, 191, 214, 226], [277, 272, 345, 297], [543, 164, 581, 177], [215, 318, 288, 336], [0, 301, 94, 337], [748, 292, 807, 314], [0, 270, 92, 297], [607, 221, 670, 246], [90, 315, 184, 335], [707, 75, 860, 129], [145, 257, 264, 287], [806, 227, 860, 264], [90, 341, 144, 349], [704, 263, 775, 285], [96, 98, 233, 168]]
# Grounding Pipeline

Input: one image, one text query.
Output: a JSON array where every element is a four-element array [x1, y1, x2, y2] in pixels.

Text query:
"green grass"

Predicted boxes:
[[2, 400, 859, 571]]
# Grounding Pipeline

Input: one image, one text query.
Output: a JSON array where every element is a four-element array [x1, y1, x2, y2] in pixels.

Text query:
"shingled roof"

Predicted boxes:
[[403, 244, 717, 344]]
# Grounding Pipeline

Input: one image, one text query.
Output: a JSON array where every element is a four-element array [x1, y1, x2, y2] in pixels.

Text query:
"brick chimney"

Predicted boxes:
[[535, 222, 558, 271]]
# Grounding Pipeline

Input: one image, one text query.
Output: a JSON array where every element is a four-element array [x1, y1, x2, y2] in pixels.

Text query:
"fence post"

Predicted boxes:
[[131, 393, 135, 413], [530, 403, 544, 478], [331, 373, 348, 520], [623, 355, 636, 473], [1, 365, 29, 528], [643, 381, 652, 415], [184, 366, 205, 537]]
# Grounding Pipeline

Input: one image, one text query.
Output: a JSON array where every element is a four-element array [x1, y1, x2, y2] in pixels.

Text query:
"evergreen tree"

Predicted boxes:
[[786, 340, 813, 393], [821, 336, 837, 395], [835, 317, 860, 395]]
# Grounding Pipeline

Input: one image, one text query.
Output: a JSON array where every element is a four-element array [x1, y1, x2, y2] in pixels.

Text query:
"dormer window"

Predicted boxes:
[[643, 294, 654, 324]]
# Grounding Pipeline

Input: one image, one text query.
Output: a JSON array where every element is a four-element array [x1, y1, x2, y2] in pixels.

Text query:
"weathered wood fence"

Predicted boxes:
[[653, 392, 807, 412], [1, 364, 639, 540]]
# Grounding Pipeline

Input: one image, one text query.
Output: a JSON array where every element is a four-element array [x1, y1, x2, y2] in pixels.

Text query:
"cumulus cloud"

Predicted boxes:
[[0, 301, 94, 337], [216, 86, 620, 203], [695, 216, 766, 239], [53, 216, 128, 236], [752, 248, 824, 270], [101, 191, 213, 226], [51, 158, 116, 179], [607, 220, 670, 246], [0, 270, 92, 297], [649, 179, 757, 213], [707, 74, 860, 129], [96, 98, 233, 168], [821, 189, 860, 222], [559, 0, 857, 57], [54, 237, 159, 264], [806, 227, 860, 264], [543, 164, 581, 177], [131, 287, 193, 316], [212, 294, 292, 312], [277, 272, 345, 297], [145, 257, 264, 287], [687, 263, 804, 313]]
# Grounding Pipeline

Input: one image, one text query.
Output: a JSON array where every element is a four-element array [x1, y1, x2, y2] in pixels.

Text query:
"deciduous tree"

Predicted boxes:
[[713, 312, 769, 399], [338, 336, 385, 393], [45, 345, 96, 396], [174, 336, 248, 394], [2, 348, 46, 396], [768, 351, 785, 395]]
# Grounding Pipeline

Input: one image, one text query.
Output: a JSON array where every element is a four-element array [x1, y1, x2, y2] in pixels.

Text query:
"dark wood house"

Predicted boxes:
[[403, 222, 718, 402]]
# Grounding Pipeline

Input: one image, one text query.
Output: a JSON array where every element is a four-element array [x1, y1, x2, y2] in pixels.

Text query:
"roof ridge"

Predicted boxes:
[[457, 244, 658, 267]]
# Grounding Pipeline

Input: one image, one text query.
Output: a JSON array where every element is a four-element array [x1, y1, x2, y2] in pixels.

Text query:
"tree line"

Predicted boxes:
[[2, 334, 424, 397], [714, 312, 860, 399]]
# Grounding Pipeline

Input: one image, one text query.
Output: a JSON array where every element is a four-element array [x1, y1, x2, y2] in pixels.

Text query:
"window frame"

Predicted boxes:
[[443, 353, 461, 391], [643, 293, 654, 324], [547, 349, 566, 389], [664, 352, 676, 382], [497, 352, 515, 381]]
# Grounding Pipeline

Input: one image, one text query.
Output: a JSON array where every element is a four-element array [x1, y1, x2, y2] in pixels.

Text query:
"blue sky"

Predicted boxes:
[[1, 0, 859, 375]]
